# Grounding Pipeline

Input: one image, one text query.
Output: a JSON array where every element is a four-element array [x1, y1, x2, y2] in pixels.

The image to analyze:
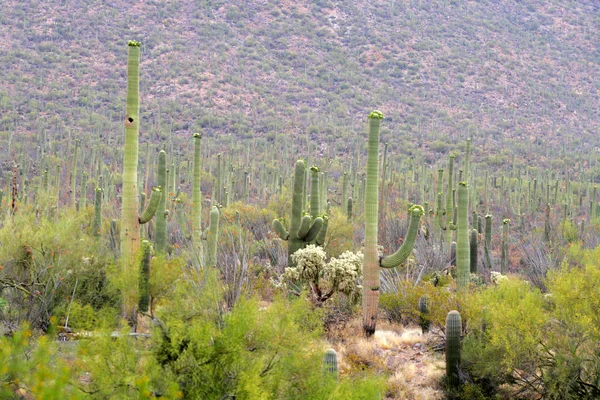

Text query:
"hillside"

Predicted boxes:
[[0, 0, 599, 172]]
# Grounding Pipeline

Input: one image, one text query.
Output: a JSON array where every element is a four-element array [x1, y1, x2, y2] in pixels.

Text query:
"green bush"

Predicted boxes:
[[0, 203, 115, 331], [154, 273, 385, 399], [461, 251, 600, 399], [0, 323, 83, 399], [379, 280, 460, 328]]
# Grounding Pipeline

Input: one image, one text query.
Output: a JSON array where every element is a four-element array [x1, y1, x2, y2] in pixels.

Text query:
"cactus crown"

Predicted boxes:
[[409, 204, 425, 216], [450, 153, 456, 159], [503, 218, 510, 224], [485, 214, 492, 219], [128, 40, 141, 47], [310, 165, 320, 172], [193, 132, 202, 139], [368, 110, 384, 120], [153, 186, 162, 192], [458, 181, 467, 187]]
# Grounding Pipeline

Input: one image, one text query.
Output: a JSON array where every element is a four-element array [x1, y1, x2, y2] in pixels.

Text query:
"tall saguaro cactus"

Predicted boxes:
[[155, 150, 167, 254], [456, 182, 470, 290], [362, 111, 423, 336], [120, 41, 161, 321], [445, 154, 456, 243]]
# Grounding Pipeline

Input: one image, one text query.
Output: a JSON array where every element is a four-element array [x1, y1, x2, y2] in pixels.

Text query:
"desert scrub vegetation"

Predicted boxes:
[[456, 248, 600, 400]]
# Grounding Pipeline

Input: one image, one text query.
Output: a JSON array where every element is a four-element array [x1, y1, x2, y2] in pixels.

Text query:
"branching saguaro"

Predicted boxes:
[[272, 160, 328, 267], [362, 111, 423, 336]]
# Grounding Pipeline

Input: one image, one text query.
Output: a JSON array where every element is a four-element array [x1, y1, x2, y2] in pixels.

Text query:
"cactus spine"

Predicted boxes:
[[445, 310, 462, 389], [362, 111, 423, 336]]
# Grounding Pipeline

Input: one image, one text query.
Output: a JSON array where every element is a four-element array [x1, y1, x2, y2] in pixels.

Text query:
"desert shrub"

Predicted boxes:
[[0, 323, 83, 399], [75, 326, 181, 399], [322, 207, 356, 257], [518, 234, 565, 291], [461, 252, 600, 399], [154, 275, 385, 399], [379, 280, 460, 328], [0, 205, 115, 331]]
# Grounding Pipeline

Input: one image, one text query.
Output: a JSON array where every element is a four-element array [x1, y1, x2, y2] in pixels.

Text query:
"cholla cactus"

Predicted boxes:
[[324, 250, 363, 303], [288, 244, 327, 282], [490, 271, 509, 285], [282, 245, 363, 305]]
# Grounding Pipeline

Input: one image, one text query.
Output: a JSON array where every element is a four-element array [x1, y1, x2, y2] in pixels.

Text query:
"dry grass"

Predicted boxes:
[[327, 316, 446, 399]]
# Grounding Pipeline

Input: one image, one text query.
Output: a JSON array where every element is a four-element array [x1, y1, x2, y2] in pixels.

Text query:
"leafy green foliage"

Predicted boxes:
[[0, 204, 115, 330], [462, 252, 600, 399], [379, 280, 460, 329], [155, 287, 385, 399], [0, 324, 82, 399]]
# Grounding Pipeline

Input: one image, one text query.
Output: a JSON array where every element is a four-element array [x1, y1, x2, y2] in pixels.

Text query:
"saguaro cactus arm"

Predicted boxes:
[[304, 217, 324, 243], [380, 205, 424, 268], [139, 187, 162, 224], [272, 219, 289, 240], [315, 215, 329, 245]]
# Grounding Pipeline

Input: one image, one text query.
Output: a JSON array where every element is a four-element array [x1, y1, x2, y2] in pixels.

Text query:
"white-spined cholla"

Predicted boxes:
[[281, 245, 363, 305]]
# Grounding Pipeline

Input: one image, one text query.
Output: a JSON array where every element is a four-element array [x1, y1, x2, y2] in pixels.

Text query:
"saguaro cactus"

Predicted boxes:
[[445, 154, 456, 243], [93, 187, 102, 237], [205, 206, 220, 268], [347, 197, 353, 222], [418, 295, 430, 334], [456, 182, 470, 290], [138, 240, 152, 313], [323, 349, 339, 381], [120, 41, 161, 320], [445, 310, 462, 389], [362, 111, 423, 336], [484, 214, 492, 268], [192, 133, 202, 241], [155, 150, 167, 254], [470, 228, 478, 274], [501, 218, 510, 274], [272, 160, 327, 267]]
